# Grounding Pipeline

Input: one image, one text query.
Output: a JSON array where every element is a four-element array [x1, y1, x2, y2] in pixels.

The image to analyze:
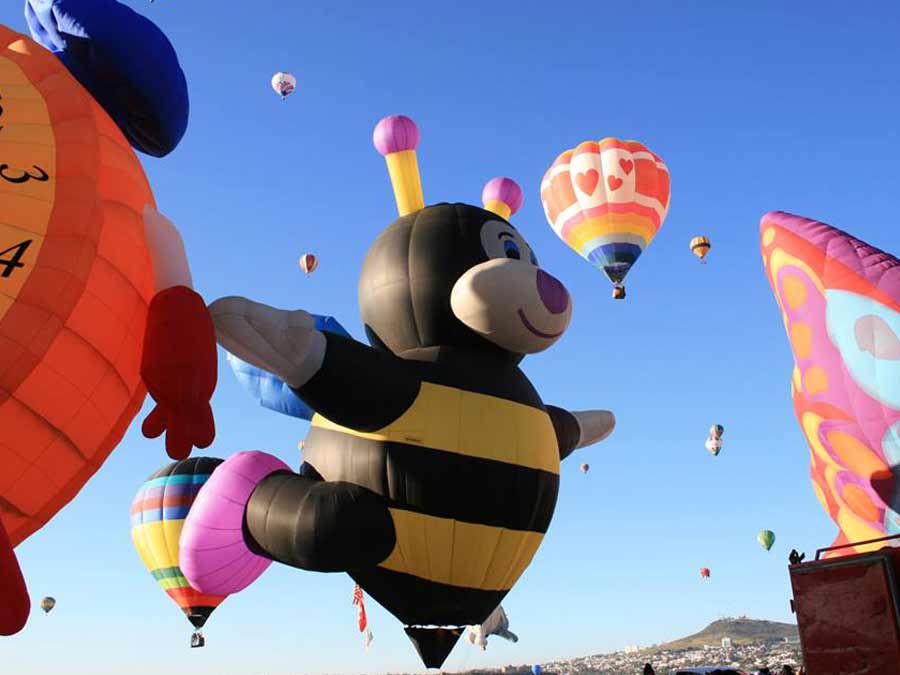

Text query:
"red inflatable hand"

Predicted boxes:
[[0, 518, 29, 636], [141, 286, 217, 460]]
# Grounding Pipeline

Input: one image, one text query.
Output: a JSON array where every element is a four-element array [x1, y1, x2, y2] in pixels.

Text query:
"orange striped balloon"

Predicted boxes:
[[0, 28, 156, 546], [540, 138, 670, 295]]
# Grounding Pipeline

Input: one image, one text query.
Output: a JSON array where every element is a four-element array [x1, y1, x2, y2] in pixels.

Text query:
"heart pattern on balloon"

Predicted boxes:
[[607, 175, 623, 191], [619, 159, 633, 175], [575, 169, 599, 195]]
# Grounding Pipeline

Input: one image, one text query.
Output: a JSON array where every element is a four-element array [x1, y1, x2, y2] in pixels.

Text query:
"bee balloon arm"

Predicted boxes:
[[547, 406, 616, 460], [290, 331, 421, 432]]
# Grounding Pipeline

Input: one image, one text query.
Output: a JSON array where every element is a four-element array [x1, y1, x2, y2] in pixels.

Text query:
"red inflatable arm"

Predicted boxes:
[[0, 517, 29, 636], [141, 285, 217, 460]]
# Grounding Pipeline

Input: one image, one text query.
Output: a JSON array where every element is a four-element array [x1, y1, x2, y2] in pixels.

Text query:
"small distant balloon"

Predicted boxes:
[[299, 253, 318, 276], [690, 236, 711, 263], [580, 463, 589, 474], [758, 529, 776, 551], [700, 567, 710, 579], [532, 666, 543, 675], [40, 597, 55, 614], [271, 72, 296, 100]]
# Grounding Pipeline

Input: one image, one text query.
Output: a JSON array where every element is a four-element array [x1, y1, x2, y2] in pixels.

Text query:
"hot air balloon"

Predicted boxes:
[[131, 458, 228, 646], [271, 72, 296, 100], [1, 2, 217, 638], [39, 597, 55, 614], [760, 211, 900, 557], [532, 666, 543, 675], [179, 116, 618, 670], [690, 236, 711, 263], [299, 253, 318, 276], [580, 463, 590, 473], [758, 529, 776, 551], [700, 567, 711, 579], [541, 138, 670, 299]]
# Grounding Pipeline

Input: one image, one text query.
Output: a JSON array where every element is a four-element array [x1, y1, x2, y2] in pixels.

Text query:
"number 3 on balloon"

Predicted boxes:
[[0, 240, 31, 278], [0, 164, 49, 184]]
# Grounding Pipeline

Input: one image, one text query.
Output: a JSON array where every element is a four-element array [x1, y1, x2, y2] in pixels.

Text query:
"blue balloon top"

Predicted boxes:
[[226, 315, 352, 421], [24, 0, 189, 157]]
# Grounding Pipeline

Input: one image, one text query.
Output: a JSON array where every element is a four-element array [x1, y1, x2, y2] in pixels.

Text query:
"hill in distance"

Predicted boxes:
[[650, 616, 799, 651], [375, 617, 800, 675]]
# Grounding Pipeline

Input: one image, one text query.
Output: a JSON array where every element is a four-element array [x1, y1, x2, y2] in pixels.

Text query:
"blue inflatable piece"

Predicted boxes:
[[25, 0, 189, 157], [226, 315, 352, 421]]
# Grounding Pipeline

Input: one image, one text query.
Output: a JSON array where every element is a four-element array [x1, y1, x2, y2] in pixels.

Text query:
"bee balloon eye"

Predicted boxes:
[[504, 240, 521, 260]]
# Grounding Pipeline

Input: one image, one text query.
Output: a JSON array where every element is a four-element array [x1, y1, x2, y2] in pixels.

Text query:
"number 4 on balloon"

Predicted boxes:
[[0, 240, 31, 278]]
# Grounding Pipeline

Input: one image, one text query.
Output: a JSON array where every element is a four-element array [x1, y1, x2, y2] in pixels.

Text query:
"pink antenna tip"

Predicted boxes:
[[373, 115, 420, 156], [482, 177, 523, 216]]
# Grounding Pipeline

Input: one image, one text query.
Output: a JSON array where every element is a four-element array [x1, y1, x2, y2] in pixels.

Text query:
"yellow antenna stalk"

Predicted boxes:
[[373, 115, 424, 216]]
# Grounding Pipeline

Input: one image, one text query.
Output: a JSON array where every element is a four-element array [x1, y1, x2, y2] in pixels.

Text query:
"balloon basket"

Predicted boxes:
[[190, 631, 206, 649]]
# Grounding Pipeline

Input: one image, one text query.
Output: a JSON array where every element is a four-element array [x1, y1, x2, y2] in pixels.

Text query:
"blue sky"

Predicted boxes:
[[3, 1, 900, 673]]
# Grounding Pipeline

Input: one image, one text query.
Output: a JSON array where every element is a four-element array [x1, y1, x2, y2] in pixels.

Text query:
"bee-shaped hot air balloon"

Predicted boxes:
[[179, 115, 617, 669], [540, 138, 670, 299], [131, 458, 228, 646], [0, 1, 218, 637]]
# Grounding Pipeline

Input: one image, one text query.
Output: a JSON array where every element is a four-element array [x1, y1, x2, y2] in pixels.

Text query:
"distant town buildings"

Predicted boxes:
[[721, 637, 732, 648], [539, 640, 803, 674]]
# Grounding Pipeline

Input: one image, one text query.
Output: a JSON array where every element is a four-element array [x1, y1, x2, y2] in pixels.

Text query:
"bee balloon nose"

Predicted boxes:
[[536, 269, 569, 315]]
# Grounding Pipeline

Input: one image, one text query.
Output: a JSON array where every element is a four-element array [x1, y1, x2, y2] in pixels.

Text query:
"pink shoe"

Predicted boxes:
[[180, 451, 290, 596]]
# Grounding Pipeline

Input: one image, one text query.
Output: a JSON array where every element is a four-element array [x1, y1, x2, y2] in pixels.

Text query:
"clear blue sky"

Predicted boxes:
[[3, 1, 900, 673]]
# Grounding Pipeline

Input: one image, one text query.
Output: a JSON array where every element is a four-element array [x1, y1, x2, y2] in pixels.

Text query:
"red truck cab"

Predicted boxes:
[[789, 534, 900, 674]]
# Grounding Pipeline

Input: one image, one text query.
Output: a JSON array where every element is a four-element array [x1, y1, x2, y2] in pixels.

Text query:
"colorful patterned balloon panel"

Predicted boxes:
[[0, 27, 156, 548], [541, 138, 670, 285], [131, 458, 226, 628], [760, 211, 900, 555]]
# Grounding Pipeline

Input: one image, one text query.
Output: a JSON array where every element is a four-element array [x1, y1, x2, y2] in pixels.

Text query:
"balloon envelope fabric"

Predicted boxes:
[[225, 314, 351, 420], [760, 211, 900, 556], [130, 458, 226, 629], [0, 24, 157, 548]]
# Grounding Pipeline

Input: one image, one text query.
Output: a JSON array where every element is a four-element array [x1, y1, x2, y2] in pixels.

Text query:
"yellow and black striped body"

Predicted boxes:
[[303, 377, 560, 626]]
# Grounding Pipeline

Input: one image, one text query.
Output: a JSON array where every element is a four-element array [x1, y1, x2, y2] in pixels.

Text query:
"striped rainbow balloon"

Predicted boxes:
[[540, 138, 670, 295], [130, 458, 227, 631]]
